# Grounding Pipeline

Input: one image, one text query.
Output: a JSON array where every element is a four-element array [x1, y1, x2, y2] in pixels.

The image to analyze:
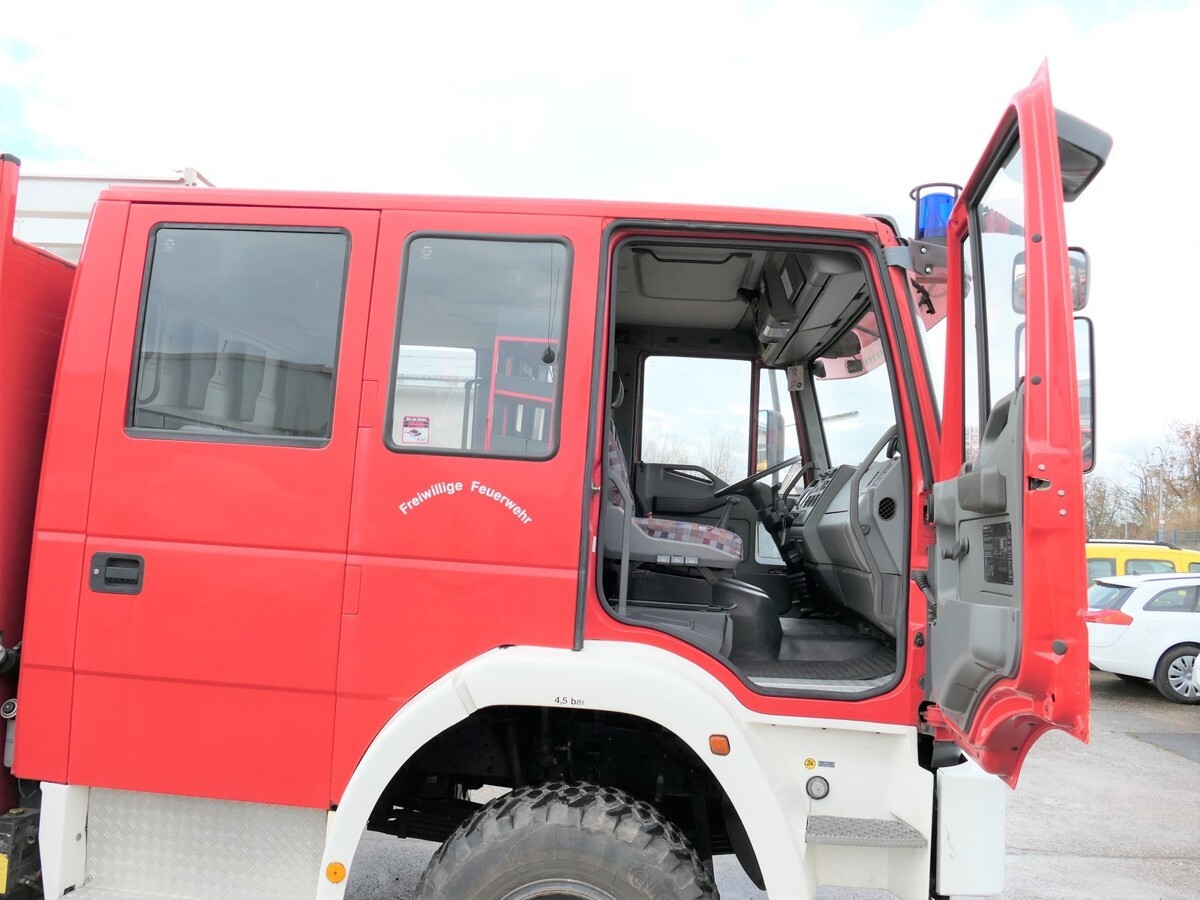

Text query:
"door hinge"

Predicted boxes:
[[883, 240, 947, 274], [921, 704, 947, 728]]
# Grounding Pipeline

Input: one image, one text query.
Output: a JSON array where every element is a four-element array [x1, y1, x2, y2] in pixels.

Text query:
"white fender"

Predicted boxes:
[[316, 642, 922, 899]]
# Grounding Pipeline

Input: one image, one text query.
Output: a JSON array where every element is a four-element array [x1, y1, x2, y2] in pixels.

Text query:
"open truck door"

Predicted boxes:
[[927, 64, 1111, 785]]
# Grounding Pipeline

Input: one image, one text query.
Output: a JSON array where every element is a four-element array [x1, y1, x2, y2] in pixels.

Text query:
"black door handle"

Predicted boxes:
[[89, 553, 144, 594]]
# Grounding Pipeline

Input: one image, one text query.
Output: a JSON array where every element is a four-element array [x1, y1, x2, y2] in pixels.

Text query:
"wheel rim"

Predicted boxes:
[[502, 880, 617, 900], [1166, 653, 1199, 698]]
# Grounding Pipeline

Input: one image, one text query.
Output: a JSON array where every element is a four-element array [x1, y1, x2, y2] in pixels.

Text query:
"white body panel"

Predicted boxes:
[[320, 643, 933, 900], [40, 788, 326, 899], [37, 643, 1009, 900], [39, 783, 88, 899], [935, 758, 1006, 896]]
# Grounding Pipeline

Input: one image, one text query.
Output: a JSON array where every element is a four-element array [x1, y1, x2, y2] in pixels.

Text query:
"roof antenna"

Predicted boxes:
[[543, 245, 560, 364]]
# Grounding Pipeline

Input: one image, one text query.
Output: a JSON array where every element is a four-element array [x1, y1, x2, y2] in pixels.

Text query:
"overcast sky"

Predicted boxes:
[[2, 0, 1194, 481]]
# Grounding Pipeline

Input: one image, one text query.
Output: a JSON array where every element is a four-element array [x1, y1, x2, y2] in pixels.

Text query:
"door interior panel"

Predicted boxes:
[[929, 386, 1024, 721]]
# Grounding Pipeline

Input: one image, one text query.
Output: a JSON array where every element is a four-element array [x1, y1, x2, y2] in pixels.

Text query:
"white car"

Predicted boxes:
[[1086, 573, 1200, 704]]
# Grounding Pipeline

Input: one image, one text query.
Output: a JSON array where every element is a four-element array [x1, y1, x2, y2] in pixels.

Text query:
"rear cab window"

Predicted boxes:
[[130, 226, 349, 443]]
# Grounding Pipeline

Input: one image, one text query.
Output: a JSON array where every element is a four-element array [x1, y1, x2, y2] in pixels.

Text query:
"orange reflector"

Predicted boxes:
[[709, 734, 731, 756], [326, 862, 347, 884]]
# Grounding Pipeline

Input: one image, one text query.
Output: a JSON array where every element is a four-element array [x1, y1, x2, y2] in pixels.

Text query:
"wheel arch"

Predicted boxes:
[[316, 643, 813, 898], [1158, 640, 1200, 658]]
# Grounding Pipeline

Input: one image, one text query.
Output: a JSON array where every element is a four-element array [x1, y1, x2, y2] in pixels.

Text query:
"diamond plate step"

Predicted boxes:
[[805, 815, 927, 848], [78, 788, 326, 899]]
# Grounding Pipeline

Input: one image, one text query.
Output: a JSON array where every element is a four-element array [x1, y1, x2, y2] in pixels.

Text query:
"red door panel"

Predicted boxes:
[[330, 211, 600, 800], [70, 204, 378, 806], [930, 64, 1108, 783]]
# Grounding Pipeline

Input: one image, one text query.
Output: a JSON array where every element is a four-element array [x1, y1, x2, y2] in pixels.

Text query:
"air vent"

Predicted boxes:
[[878, 497, 896, 520]]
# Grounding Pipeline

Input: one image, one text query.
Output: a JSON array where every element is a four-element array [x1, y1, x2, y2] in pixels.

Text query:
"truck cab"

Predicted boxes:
[[2, 65, 1109, 900]]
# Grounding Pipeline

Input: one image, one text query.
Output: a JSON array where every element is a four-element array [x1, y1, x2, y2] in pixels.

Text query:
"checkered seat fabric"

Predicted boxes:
[[606, 421, 742, 565], [637, 517, 743, 558]]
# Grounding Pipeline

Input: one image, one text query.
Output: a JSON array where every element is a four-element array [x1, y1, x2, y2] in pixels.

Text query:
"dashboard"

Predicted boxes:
[[780, 455, 907, 634]]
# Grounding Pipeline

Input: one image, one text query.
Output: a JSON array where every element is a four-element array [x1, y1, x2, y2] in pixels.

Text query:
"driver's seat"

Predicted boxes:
[[603, 420, 782, 661], [603, 422, 742, 571]]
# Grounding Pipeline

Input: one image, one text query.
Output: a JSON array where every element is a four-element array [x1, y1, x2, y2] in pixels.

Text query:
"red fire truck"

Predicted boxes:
[[0, 65, 1108, 899]]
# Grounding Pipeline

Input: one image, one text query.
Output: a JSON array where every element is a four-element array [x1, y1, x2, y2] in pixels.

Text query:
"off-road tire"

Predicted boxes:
[[414, 782, 719, 899], [1153, 645, 1200, 704]]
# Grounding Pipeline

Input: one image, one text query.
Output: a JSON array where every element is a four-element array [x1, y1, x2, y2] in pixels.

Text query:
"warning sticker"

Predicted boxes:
[[983, 521, 1013, 585], [401, 415, 430, 445]]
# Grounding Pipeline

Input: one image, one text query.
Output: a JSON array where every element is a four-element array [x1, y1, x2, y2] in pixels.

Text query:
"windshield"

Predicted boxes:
[[811, 310, 897, 466], [1087, 582, 1133, 611]]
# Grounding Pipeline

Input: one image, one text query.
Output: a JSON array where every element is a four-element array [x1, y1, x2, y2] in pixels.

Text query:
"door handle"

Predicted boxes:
[[941, 538, 969, 562], [89, 553, 145, 595]]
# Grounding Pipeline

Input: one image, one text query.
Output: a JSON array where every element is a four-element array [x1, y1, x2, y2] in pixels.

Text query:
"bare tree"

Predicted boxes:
[[641, 432, 691, 466], [1114, 423, 1200, 545], [703, 427, 743, 483], [642, 425, 746, 484], [1162, 421, 1200, 532], [1085, 475, 1135, 539]]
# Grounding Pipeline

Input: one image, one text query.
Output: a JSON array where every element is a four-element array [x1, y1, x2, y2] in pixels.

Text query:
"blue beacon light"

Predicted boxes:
[[909, 183, 961, 241]]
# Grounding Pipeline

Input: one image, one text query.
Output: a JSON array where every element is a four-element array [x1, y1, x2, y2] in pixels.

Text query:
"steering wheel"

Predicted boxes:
[[713, 455, 802, 498]]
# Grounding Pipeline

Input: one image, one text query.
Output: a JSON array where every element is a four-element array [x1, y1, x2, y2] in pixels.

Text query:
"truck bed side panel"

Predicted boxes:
[[0, 241, 73, 646], [12, 200, 128, 790], [0, 155, 76, 809]]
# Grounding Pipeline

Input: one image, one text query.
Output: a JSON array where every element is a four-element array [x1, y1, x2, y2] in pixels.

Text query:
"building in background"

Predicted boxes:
[[15, 167, 211, 261]]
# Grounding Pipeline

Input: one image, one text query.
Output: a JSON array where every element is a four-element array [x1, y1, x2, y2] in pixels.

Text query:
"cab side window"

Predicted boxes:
[[130, 227, 349, 443], [388, 236, 569, 459], [1189, 562, 1200, 574], [1125, 558, 1175, 576], [639, 356, 751, 481]]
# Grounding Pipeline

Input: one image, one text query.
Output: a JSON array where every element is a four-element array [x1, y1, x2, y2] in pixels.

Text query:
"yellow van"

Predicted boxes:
[[1086, 540, 1200, 583]]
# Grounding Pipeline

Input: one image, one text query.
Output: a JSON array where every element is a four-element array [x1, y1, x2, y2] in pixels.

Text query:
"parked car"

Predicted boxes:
[[1085, 540, 1200, 585], [1086, 573, 1200, 704]]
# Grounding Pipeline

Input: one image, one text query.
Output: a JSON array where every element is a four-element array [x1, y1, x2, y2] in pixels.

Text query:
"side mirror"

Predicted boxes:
[[1012, 247, 1089, 313], [1055, 108, 1113, 202], [1068, 247, 1089, 310], [1076, 317, 1095, 473], [757, 409, 785, 470]]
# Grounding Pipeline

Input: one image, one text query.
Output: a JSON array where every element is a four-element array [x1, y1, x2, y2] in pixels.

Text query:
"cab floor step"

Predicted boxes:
[[805, 815, 927, 848], [59, 890, 179, 899]]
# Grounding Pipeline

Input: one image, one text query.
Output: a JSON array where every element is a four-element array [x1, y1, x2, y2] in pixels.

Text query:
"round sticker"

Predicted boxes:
[[804, 757, 817, 770]]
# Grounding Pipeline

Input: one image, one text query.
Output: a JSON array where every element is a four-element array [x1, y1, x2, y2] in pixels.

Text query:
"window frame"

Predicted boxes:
[[384, 232, 573, 461], [126, 223, 352, 447]]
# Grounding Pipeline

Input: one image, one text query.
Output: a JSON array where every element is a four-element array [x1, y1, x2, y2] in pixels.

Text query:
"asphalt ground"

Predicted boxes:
[[346, 671, 1200, 899]]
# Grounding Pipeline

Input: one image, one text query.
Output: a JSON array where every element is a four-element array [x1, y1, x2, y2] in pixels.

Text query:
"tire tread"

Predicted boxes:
[[415, 781, 719, 899]]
